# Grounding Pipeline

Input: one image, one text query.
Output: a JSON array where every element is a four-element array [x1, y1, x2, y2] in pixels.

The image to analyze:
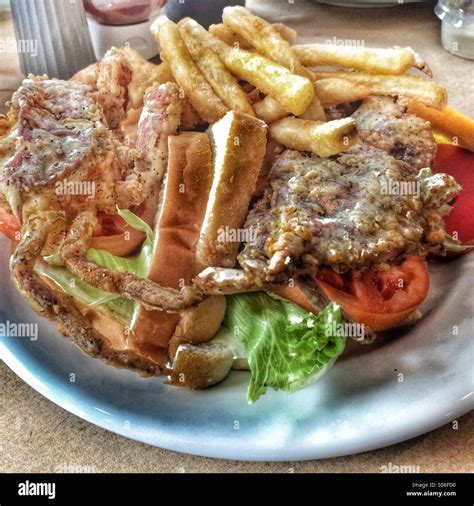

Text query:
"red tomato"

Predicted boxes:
[[91, 212, 145, 257], [433, 145, 474, 245], [316, 257, 430, 332], [94, 212, 128, 237], [0, 207, 20, 242], [0, 207, 145, 256]]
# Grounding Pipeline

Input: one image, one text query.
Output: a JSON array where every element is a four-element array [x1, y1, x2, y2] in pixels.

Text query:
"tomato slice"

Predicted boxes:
[[93, 212, 125, 237], [0, 207, 145, 256], [0, 207, 21, 242], [316, 257, 430, 332], [91, 212, 145, 257], [433, 145, 474, 245]]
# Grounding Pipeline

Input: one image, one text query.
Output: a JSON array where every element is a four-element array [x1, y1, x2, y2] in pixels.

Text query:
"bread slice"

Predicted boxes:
[[167, 342, 234, 389], [196, 111, 267, 269], [35, 267, 167, 372], [168, 295, 226, 358], [129, 132, 219, 354]]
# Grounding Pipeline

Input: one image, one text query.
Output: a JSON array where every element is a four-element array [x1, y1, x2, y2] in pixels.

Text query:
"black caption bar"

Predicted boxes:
[[0, 473, 471, 506]]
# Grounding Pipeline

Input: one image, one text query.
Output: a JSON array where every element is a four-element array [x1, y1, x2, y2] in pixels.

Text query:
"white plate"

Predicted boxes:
[[1, 235, 473, 460]]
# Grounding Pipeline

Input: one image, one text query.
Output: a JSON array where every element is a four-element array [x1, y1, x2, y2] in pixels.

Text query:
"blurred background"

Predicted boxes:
[[2, 0, 471, 115]]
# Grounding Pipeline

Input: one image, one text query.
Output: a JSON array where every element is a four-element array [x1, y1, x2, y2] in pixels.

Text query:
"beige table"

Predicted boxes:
[[0, 1, 473, 472]]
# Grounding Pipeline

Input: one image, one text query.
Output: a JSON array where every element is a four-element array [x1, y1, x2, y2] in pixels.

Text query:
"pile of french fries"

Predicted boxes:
[[150, 5, 474, 155]]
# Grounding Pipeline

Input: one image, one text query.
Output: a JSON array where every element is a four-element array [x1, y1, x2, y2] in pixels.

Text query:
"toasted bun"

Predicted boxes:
[[167, 342, 234, 389], [36, 269, 167, 372], [168, 295, 226, 358], [129, 131, 225, 357], [167, 113, 271, 388], [196, 111, 267, 269]]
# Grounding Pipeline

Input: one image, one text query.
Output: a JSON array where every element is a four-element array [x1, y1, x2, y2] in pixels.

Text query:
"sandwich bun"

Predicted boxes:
[[167, 342, 234, 389], [196, 110, 267, 269], [129, 131, 225, 360], [35, 112, 269, 388], [169, 112, 269, 388], [36, 269, 164, 374]]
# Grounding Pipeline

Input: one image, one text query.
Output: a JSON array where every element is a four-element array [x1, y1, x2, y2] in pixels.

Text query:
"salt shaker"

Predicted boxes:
[[10, 0, 97, 79], [435, 0, 474, 60]]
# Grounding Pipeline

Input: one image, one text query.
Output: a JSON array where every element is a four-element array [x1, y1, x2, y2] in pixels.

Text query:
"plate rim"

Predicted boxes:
[[1, 330, 472, 461]]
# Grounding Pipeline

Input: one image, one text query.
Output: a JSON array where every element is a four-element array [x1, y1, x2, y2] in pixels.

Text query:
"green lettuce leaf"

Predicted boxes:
[[36, 209, 153, 326], [86, 208, 154, 279], [212, 326, 247, 360], [35, 263, 134, 324], [223, 292, 344, 403]]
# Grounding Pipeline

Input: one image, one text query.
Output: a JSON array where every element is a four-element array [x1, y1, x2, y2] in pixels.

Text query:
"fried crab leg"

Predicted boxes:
[[61, 208, 202, 311], [193, 267, 264, 295], [10, 210, 162, 375], [96, 47, 133, 131], [115, 81, 182, 208]]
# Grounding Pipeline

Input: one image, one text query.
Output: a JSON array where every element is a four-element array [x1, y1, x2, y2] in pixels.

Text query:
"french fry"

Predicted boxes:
[[254, 96, 288, 124], [254, 87, 326, 123], [220, 7, 322, 116], [209, 22, 296, 48], [269, 117, 358, 157], [314, 78, 371, 105], [299, 93, 326, 121], [312, 71, 448, 109], [294, 44, 416, 75], [151, 16, 228, 124], [272, 23, 297, 45], [405, 99, 474, 151], [209, 23, 254, 50], [178, 17, 315, 116], [222, 6, 313, 80], [178, 25, 255, 116]]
